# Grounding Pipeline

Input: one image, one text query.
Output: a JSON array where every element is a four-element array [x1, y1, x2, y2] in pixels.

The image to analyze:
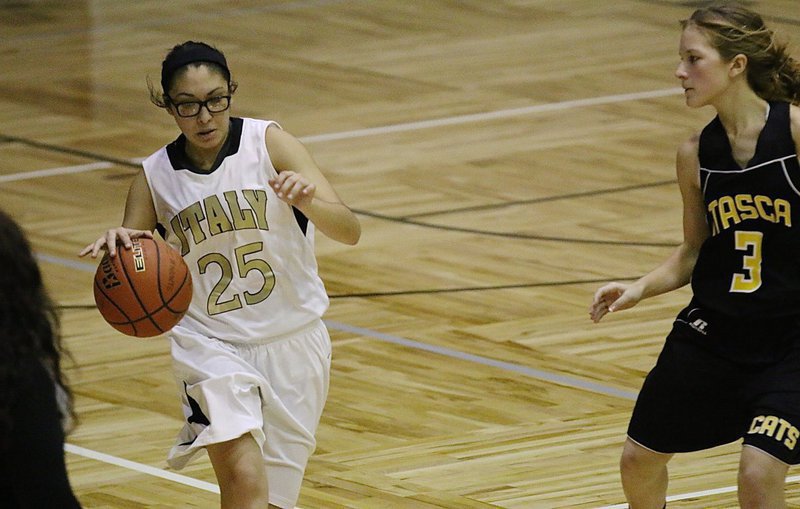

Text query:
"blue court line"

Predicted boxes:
[[324, 320, 638, 400], [41, 252, 638, 401]]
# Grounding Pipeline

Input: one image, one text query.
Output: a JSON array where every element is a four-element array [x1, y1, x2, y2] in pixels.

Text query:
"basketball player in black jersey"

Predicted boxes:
[[590, 4, 800, 508], [0, 208, 81, 508]]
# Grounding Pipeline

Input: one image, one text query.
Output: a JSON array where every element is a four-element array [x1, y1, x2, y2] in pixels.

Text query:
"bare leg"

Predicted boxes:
[[620, 438, 673, 509], [738, 445, 788, 509], [207, 433, 269, 509]]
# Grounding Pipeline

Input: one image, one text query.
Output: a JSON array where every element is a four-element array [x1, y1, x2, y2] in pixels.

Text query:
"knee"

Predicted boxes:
[[738, 463, 782, 504], [620, 441, 669, 481], [208, 435, 268, 494], [227, 460, 266, 489], [620, 442, 649, 477]]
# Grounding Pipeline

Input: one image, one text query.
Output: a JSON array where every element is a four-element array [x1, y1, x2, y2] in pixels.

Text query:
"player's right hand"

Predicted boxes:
[[79, 228, 153, 258], [589, 282, 642, 323]]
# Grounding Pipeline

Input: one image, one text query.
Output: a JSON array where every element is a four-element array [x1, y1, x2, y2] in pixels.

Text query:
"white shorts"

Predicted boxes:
[[166, 319, 331, 509]]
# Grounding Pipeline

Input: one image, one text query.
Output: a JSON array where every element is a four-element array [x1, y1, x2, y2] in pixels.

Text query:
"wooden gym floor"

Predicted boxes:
[[2, 0, 800, 507]]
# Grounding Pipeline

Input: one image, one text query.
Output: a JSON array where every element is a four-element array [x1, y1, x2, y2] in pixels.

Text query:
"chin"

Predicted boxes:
[[684, 96, 706, 109]]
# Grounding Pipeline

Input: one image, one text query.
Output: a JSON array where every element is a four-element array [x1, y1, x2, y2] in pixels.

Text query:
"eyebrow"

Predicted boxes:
[[172, 87, 227, 100]]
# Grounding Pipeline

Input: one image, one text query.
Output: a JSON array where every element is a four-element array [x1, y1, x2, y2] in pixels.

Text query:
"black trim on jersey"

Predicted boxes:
[[692, 101, 800, 322], [166, 117, 244, 174], [293, 206, 309, 236], [699, 102, 792, 171]]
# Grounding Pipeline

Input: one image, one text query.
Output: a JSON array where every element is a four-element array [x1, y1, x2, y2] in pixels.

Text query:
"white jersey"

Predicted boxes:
[[142, 117, 329, 342]]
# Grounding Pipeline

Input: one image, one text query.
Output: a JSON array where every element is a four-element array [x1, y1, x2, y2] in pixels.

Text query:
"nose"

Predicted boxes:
[[197, 104, 213, 122], [675, 62, 687, 80]]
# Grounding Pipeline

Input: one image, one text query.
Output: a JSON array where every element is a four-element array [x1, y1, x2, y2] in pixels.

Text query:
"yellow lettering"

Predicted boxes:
[[707, 199, 721, 236], [754, 195, 775, 222], [707, 194, 792, 234], [180, 202, 207, 247], [735, 194, 758, 220], [225, 190, 258, 230], [170, 215, 190, 256], [775, 199, 792, 227], [243, 189, 269, 230], [786, 427, 799, 450], [749, 415, 764, 434], [204, 195, 233, 235], [759, 415, 779, 437], [775, 418, 793, 441], [717, 196, 740, 231]]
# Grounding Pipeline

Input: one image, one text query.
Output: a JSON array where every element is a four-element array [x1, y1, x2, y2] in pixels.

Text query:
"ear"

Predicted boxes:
[[728, 53, 748, 78]]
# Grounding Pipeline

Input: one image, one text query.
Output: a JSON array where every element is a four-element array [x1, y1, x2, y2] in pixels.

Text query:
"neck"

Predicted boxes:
[[714, 84, 769, 135]]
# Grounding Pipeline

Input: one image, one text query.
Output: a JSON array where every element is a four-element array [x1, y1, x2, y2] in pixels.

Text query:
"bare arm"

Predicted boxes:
[[589, 135, 709, 322], [79, 169, 157, 257], [791, 104, 800, 161], [265, 125, 361, 245]]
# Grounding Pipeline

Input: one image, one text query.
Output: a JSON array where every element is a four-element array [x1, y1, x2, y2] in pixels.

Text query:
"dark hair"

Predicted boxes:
[[0, 209, 74, 447], [682, 3, 800, 104], [148, 41, 238, 108]]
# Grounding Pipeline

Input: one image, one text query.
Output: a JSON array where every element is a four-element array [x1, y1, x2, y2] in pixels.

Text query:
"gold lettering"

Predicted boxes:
[[243, 189, 269, 230], [170, 215, 190, 256], [775, 199, 792, 227], [754, 195, 775, 222], [180, 202, 207, 246], [735, 194, 758, 220], [775, 418, 793, 441], [717, 196, 740, 231], [749, 415, 764, 434], [707, 199, 721, 236], [225, 190, 257, 230], [786, 427, 799, 450], [759, 415, 779, 436], [707, 195, 793, 234], [204, 195, 233, 235]]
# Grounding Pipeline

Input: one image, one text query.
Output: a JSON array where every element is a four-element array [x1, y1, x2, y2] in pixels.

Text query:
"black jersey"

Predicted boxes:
[[691, 101, 800, 318]]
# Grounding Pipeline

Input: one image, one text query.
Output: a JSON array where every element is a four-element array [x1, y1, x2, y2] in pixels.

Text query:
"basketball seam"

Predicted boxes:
[[102, 271, 191, 325], [165, 271, 192, 313], [119, 240, 165, 334], [156, 241, 191, 313], [93, 275, 137, 326]]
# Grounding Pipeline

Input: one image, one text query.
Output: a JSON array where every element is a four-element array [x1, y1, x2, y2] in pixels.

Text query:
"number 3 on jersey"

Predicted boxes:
[[730, 230, 763, 293], [198, 242, 276, 315]]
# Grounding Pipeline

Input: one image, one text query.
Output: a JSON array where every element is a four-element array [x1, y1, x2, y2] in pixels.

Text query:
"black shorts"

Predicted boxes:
[[628, 304, 800, 464]]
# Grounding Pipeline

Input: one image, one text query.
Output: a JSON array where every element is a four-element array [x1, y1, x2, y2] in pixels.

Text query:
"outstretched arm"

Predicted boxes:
[[79, 169, 157, 258], [590, 135, 709, 322]]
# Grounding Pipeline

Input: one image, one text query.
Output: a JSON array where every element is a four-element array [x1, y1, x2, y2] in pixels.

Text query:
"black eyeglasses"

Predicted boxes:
[[169, 95, 231, 117]]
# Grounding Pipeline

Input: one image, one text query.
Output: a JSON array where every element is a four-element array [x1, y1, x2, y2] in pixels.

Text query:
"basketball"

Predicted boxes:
[[93, 237, 193, 338]]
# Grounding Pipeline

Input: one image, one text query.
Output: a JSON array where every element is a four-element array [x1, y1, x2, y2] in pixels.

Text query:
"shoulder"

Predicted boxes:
[[676, 133, 701, 187], [264, 124, 305, 155], [790, 104, 800, 148], [677, 133, 700, 166]]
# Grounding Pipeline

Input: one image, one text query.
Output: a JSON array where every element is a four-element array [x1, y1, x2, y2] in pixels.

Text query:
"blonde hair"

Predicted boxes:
[[682, 3, 800, 104]]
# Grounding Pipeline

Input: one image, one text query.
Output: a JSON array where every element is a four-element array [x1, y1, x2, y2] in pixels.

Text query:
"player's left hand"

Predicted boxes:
[[269, 171, 316, 209]]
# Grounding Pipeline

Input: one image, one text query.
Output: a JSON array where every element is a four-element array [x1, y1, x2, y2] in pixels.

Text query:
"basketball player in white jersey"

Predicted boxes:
[[81, 41, 360, 509]]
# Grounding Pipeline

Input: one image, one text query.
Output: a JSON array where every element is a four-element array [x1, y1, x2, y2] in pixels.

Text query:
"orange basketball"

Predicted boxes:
[[93, 237, 192, 338]]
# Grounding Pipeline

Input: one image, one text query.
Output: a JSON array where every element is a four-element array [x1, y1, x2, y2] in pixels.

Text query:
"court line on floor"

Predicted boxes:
[[40, 253, 637, 401], [596, 472, 800, 509], [300, 87, 683, 143], [65, 444, 303, 508], [325, 320, 638, 400], [53, 252, 799, 506], [65, 444, 219, 493], [0, 87, 682, 184]]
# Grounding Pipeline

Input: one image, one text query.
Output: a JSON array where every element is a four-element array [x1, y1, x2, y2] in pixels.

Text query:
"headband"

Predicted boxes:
[[161, 43, 229, 95]]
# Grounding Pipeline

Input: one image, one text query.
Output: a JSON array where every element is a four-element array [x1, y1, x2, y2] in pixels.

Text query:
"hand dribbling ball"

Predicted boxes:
[[93, 237, 192, 337]]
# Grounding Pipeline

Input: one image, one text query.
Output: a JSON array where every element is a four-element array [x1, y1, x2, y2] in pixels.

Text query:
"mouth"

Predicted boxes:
[[197, 129, 216, 140]]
